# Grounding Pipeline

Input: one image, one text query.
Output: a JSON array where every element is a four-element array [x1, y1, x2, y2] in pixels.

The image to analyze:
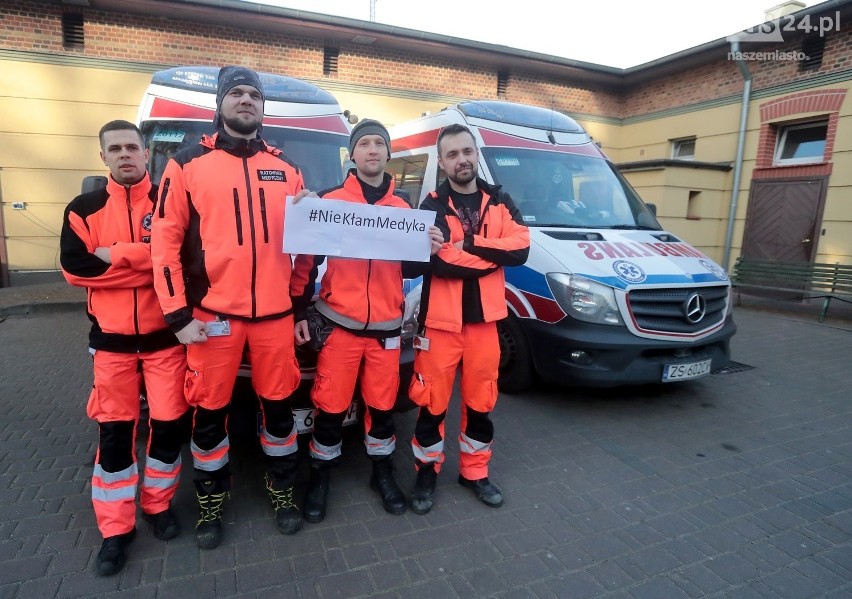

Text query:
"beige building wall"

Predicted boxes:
[[616, 81, 852, 267], [0, 60, 152, 274]]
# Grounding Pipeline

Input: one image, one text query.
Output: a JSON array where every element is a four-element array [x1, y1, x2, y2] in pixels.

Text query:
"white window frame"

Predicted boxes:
[[671, 137, 696, 161], [773, 120, 828, 166]]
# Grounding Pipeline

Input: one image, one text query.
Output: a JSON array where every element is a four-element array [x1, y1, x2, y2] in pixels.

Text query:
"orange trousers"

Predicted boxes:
[[409, 321, 499, 480], [184, 309, 300, 484], [88, 345, 188, 538], [309, 327, 400, 461]]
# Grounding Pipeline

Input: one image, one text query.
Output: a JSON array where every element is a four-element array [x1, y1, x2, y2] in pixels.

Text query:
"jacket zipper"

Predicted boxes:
[[233, 189, 244, 246], [364, 260, 372, 329], [164, 266, 175, 297], [259, 189, 269, 243], [125, 188, 140, 336], [158, 178, 170, 218], [242, 158, 258, 318]]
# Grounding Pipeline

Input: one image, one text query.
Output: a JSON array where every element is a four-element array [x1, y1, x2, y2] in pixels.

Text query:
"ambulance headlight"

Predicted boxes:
[[546, 273, 623, 326]]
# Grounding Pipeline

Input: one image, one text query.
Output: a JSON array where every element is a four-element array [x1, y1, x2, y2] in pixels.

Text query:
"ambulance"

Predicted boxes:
[[387, 100, 736, 391]]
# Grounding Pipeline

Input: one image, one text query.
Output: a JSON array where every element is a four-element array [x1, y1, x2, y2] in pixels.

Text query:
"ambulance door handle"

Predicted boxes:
[[801, 237, 811, 244]]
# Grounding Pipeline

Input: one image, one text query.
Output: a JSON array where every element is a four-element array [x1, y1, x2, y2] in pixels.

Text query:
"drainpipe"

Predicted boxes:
[[723, 40, 752, 272]]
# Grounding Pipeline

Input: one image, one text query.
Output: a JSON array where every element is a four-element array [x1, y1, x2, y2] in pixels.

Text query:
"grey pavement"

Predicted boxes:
[[0, 293, 850, 598]]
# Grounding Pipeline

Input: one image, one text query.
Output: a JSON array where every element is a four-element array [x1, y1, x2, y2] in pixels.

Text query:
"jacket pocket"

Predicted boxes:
[[233, 189, 244, 245], [259, 188, 269, 244], [163, 266, 175, 297]]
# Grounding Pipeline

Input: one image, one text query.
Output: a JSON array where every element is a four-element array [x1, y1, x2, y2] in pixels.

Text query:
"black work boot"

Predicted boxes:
[[458, 475, 504, 507], [95, 528, 136, 576], [409, 464, 438, 515], [266, 475, 303, 535], [195, 480, 228, 549], [303, 464, 331, 523], [143, 507, 180, 541], [370, 456, 407, 515]]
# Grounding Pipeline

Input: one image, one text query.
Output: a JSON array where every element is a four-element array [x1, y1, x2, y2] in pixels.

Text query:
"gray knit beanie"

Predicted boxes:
[[213, 66, 264, 129], [349, 119, 391, 159]]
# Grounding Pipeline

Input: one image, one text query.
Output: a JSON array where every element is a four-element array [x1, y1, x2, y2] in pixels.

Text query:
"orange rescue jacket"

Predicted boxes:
[[151, 131, 304, 331], [419, 178, 530, 333], [60, 173, 179, 352], [291, 172, 413, 335]]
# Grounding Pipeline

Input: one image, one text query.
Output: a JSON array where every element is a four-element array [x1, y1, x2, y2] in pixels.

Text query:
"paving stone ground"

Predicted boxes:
[[0, 303, 850, 598]]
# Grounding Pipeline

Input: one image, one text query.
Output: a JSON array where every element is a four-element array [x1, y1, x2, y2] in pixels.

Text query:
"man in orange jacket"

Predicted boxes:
[[151, 66, 311, 549], [292, 119, 443, 522], [408, 123, 530, 514], [61, 120, 189, 576]]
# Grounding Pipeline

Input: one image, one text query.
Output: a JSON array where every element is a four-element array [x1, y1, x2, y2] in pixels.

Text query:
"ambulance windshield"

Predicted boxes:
[[482, 148, 660, 230], [141, 121, 349, 192]]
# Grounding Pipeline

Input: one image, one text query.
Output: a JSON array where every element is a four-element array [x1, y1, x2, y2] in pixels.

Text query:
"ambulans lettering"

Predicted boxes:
[[578, 241, 705, 261]]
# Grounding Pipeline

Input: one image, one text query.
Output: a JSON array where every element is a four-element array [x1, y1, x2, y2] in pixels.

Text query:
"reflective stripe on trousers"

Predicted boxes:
[[365, 434, 396, 457], [412, 438, 444, 467], [92, 463, 137, 537], [191, 436, 229, 472], [260, 422, 298, 457], [309, 438, 342, 461], [141, 455, 182, 515]]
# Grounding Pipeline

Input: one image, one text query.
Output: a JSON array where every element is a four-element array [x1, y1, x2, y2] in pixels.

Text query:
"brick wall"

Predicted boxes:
[[1, 1, 850, 121], [623, 25, 852, 118]]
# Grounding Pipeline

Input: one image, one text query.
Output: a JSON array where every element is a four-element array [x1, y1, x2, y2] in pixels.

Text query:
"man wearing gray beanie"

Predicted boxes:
[[291, 118, 443, 523], [152, 65, 310, 549], [212, 65, 265, 133], [348, 119, 391, 160]]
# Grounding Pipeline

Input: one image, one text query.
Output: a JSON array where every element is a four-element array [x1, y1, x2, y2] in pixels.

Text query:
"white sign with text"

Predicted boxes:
[[283, 196, 436, 262]]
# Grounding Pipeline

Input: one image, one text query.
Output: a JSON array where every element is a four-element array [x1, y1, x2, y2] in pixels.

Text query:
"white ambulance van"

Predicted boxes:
[[387, 100, 736, 391]]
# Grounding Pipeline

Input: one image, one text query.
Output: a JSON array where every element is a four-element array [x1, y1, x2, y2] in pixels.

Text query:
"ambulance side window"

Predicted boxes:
[[387, 154, 428, 208]]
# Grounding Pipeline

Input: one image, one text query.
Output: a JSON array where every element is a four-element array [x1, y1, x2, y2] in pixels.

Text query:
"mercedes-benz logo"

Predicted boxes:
[[684, 292, 706, 324]]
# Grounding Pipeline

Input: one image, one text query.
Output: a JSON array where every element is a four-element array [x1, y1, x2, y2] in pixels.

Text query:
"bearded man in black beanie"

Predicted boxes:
[[152, 66, 312, 548]]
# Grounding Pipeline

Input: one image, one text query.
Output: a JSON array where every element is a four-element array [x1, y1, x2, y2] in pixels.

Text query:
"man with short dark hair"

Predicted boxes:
[[408, 123, 530, 514], [291, 119, 443, 522], [61, 119, 189, 576], [152, 66, 311, 549]]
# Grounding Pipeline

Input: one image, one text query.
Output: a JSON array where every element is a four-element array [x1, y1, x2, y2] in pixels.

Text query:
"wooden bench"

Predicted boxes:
[[731, 258, 852, 322]]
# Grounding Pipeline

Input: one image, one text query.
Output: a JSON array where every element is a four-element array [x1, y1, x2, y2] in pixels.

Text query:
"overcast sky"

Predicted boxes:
[[246, 0, 826, 67]]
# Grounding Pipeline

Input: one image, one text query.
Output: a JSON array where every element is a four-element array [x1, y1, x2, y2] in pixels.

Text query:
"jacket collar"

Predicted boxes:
[[343, 169, 394, 204], [435, 176, 500, 203], [106, 172, 152, 204], [202, 130, 273, 158]]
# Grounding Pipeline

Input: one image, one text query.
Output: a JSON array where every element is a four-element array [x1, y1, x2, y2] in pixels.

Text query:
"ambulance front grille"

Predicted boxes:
[[627, 285, 729, 334]]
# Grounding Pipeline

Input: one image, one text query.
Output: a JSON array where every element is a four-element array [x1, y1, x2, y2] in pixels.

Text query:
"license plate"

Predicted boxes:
[[293, 401, 358, 434], [662, 359, 712, 382]]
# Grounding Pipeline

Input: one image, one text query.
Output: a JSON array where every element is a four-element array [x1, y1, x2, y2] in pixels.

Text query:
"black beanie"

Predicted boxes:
[[213, 66, 264, 129], [349, 119, 391, 159]]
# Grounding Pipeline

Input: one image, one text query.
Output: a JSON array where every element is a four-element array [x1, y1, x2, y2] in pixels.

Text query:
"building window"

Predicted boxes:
[[62, 13, 85, 49], [671, 137, 695, 160], [799, 37, 825, 71], [323, 47, 339, 77], [687, 190, 701, 220], [497, 71, 509, 98], [773, 120, 827, 165]]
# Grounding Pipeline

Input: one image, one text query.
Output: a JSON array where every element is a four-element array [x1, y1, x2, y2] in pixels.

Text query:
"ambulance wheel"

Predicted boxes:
[[497, 315, 534, 393]]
